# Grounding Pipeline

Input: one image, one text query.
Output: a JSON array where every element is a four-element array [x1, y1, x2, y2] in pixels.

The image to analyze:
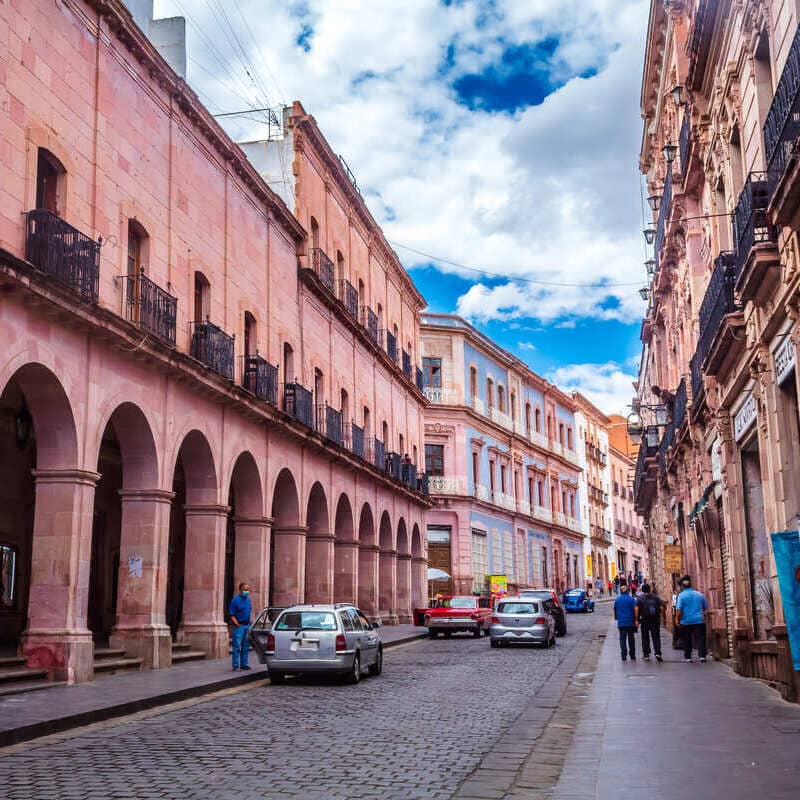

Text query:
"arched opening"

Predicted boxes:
[[333, 494, 356, 602], [396, 520, 411, 623], [35, 147, 66, 214], [310, 216, 319, 250], [410, 523, 424, 610], [243, 312, 257, 359], [379, 516, 399, 624], [270, 468, 302, 606], [358, 505, 378, 615], [304, 482, 331, 603], [193, 271, 210, 323]]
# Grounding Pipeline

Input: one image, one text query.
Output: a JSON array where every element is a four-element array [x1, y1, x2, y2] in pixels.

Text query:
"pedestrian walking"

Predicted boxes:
[[229, 582, 253, 671], [614, 583, 638, 661], [595, 576, 603, 596], [613, 574, 620, 595], [638, 583, 666, 662], [674, 575, 708, 663], [607, 579, 613, 595]]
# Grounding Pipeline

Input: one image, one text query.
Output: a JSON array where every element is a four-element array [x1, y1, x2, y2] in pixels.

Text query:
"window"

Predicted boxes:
[[547, 414, 553, 438], [422, 357, 442, 387], [283, 343, 295, 386], [528, 476, 534, 505], [500, 464, 507, 493], [340, 388, 349, 421], [358, 278, 365, 307], [382, 420, 389, 445], [535, 408, 542, 432], [561, 489, 567, 512], [126, 220, 146, 278], [559, 422, 565, 445], [525, 403, 532, 435], [471, 530, 488, 593], [498, 385, 505, 413], [541, 546, 549, 586], [472, 451, 480, 485], [377, 303, 383, 330], [486, 378, 494, 409], [314, 368, 323, 402], [489, 459, 496, 492], [0, 544, 17, 607], [398, 433, 405, 454], [193, 271, 210, 322], [276, 610, 337, 630], [510, 391, 516, 421], [538, 479, 544, 506], [310, 216, 320, 250], [470, 366, 478, 400], [336, 250, 345, 284], [35, 148, 65, 214], [363, 406, 370, 437], [243, 311, 257, 358], [567, 427, 573, 450], [339, 611, 354, 631], [425, 444, 445, 476]]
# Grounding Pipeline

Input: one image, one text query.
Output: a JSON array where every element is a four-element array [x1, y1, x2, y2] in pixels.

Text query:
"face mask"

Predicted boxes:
[[242, 590, 250, 597]]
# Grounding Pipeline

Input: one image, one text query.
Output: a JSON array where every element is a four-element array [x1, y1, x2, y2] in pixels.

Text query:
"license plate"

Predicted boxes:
[[299, 640, 318, 650]]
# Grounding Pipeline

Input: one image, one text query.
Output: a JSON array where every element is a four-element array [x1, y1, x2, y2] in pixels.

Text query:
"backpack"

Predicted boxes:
[[640, 594, 661, 621]]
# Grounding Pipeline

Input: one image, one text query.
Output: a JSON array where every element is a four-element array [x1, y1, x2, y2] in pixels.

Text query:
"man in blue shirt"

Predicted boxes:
[[675, 575, 708, 662], [229, 582, 253, 671], [613, 582, 638, 661]]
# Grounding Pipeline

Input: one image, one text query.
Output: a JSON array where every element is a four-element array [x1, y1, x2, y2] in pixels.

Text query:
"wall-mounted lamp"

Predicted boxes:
[[662, 143, 678, 164], [647, 194, 662, 212], [645, 259, 656, 276], [643, 228, 656, 245], [638, 287, 650, 301], [671, 84, 686, 107]]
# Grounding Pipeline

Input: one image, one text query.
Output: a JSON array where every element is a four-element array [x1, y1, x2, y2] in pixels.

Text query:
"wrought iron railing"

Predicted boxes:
[[385, 330, 398, 362], [696, 252, 737, 369], [633, 442, 657, 503], [349, 422, 364, 458], [25, 209, 100, 302], [284, 382, 314, 427], [338, 279, 359, 318], [311, 248, 335, 293], [672, 377, 687, 432], [416, 367, 424, 392], [385, 451, 402, 480], [190, 320, 235, 379], [765, 23, 800, 199], [361, 306, 379, 344], [402, 349, 412, 379], [371, 437, 385, 470], [679, 112, 691, 178], [733, 172, 776, 280], [401, 461, 417, 489], [417, 473, 429, 495], [653, 168, 673, 272], [124, 270, 177, 345], [690, 350, 703, 405], [316, 404, 343, 445], [243, 354, 278, 405]]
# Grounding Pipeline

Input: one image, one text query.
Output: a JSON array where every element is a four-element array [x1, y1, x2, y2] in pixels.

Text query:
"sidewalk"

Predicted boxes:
[[0, 623, 424, 748], [554, 621, 800, 800]]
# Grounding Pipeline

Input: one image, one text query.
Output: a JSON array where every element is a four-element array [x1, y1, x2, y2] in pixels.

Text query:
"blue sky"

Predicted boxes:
[[153, 0, 650, 414]]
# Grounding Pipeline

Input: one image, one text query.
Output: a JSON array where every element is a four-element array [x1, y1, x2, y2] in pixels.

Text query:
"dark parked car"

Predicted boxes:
[[518, 589, 567, 636]]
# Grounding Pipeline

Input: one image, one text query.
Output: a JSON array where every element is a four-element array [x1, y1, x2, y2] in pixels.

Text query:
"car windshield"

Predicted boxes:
[[497, 602, 538, 614], [442, 597, 477, 608], [275, 611, 338, 631]]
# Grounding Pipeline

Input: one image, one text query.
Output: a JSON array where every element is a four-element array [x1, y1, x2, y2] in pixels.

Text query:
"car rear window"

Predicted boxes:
[[497, 602, 538, 614], [566, 590, 583, 596], [275, 611, 337, 631], [443, 597, 477, 608]]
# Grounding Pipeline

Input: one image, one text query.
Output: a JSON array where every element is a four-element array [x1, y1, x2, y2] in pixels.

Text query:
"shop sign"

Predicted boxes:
[[664, 544, 683, 573], [488, 575, 507, 594], [770, 531, 800, 671], [733, 393, 757, 442], [610, 561, 617, 579], [774, 336, 796, 386], [585, 554, 593, 578]]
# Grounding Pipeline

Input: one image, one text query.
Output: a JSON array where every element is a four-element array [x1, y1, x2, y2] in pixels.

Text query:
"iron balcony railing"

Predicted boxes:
[[417, 473, 429, 495], [385, 451, 402, 481], [25, 209, 100, 302], [190, 320, 235, 379], [311, 248, 335, 293], [338, 279, 358, 319], [764, 23, 800, 199], [696, 252, 738, 369], [633, 442, 657, 502], [402, 349, 412, 379], [348, 422, 365, 458], [316, 404, 343, 446], [371, 437, 385, 470], [416, 367, 424, 392], [672, 377, 687, 433], [401, 461, 417, 489], [124, 269, 177, 346], [385, 330, 398, 362], [679, 112, 691, 178], [733, 171, 776, 280], [284, 381, 314, 427], [653, 168, 673, 272], [690, 350, 703, 405], [361, 306, 379, 344], [243, 354, 278, 405]]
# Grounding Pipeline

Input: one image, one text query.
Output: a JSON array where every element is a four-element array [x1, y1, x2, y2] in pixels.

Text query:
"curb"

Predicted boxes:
[[0, 631, 427, 749]]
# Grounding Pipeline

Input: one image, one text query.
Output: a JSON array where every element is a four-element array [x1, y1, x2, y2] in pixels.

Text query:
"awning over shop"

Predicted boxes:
[[688, 482, 716, 526]]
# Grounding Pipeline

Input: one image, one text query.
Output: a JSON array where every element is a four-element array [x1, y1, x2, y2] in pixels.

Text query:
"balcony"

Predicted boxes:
[[553, 511, 567, 528], [679, 112, 691, 179], [370, 437, 385, 471], [423, 386, 457, 404], [733, 172, 780, 303], [416, 367, 424, 392], [474, 484, 491, 502], [672, 377, 687, 434], [532, 505, 552, 523], [765, 23, 800, 221], [385, 330, 398, 363], [25, 209, 100, 302], [493, 492, 516, 511], [317, 404, 343, 446], [124, 269, 177, 346], [530, 430, 548, 450], [428, 475, 464, 494], [311, 248, 335, 294], [360, 306, 379, 345], [402, 349, 412, 380], [401, 461, 418, 490], [633, 442, 658, 514], [242, 354, 278, 405], [284, 381, 314, 428], [696, 252, 742, 376], [653, 168, 673, 273], [385, 451, 402, 481], [689, 349, 704, 413], [472, 396, 486, 415], [488, 406, 513, 430], [517, 499, 532, 516], [348, 422, 364, 458], [338, 279, 359, 319], [567, 517, 582, 534], [190, 320, 235, 380]]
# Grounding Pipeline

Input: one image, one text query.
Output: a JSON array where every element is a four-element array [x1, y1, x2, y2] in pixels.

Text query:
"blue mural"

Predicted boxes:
[[771, 531, 800, 671]]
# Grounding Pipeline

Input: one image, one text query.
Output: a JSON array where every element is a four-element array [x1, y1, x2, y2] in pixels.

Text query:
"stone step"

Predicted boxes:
[[93, 648, 128, 661], [93, 657, 143, 674], [0, 666, 49, 686], [0, 656, 27, 669], [171, 650, 207, 664], [0, 679, 66, 697], [171, 642, 193, 652]]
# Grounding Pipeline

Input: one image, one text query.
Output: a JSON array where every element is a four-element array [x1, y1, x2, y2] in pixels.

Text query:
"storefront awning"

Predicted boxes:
[[688, 482, 715, 526]]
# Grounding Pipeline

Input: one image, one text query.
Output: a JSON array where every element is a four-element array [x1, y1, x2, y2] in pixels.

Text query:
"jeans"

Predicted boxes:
[[640, 620, 662, 657], [231, 624, 250, 668], [681, 622, 707, 659], [618, 626, 636, 659]]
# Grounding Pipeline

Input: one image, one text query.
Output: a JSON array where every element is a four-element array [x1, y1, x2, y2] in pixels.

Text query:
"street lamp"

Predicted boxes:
[[638, 286, 650, 301], [645, 259, 656, 276], [647, 194, 662, 212], [645, 426, 660, 448], [671, 84, 685, 107], [643, 227, 656, 245], [662, 143, 678, 164], [626, 412, 643, 444]]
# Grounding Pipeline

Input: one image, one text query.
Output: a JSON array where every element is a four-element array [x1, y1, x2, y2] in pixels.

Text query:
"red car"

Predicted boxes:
[[422, 595, 493, 638]]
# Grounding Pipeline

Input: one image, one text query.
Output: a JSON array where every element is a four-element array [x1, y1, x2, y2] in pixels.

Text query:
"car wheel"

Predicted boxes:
[[368, 647, 383, 676], [269, 670, 285, 684], [472, 626, 482, 639], [549, 634, 556, 648], [428, 630, 438, 639], [347, 653, 361, 684]]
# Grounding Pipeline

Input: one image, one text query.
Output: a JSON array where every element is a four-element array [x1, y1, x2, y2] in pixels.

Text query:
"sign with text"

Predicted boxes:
[[771, 531, 800, 671], [664, 545, 683, 573]]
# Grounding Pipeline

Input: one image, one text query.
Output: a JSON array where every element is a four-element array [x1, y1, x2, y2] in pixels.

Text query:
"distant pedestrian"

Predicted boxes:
[[638, 583, 666, 662], [595, 577, 603, 596], [229, 582, 253, 671], [614, 583, 638, 661], [674, 575, 708, 663], [613, 574, 620, 594]]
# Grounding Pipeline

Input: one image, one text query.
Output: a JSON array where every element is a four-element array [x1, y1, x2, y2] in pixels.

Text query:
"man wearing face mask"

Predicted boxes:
[[229, 582, 253, 671]]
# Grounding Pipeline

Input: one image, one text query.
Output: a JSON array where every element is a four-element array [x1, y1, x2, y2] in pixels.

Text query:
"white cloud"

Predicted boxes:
[[152, 0, 650, 325], [547, 362, 637, 416]]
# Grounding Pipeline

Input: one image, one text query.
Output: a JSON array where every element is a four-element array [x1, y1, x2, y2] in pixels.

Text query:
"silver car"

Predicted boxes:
[[250, 604, 383, 684], [489, 597, 556, 648]]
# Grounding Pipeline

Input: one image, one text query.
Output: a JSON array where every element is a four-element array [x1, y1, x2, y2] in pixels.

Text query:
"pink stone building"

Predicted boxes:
[[0, 0, 430, 684], [419, 315, 584, 598]]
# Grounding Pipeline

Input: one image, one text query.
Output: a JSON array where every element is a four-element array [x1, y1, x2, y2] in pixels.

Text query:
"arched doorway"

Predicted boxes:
[[396, 521, 411, 623], [305, 482, 332, 603], [269, 468, 302, 606], [358, 505, 378, 616], [378, 515, 397, 624], [411, 523, 425, 610], [333, 494, 356, 603]]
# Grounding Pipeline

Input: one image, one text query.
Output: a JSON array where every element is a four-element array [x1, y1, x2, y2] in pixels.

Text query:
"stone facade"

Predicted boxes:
[[0, 0, 430, 683], [635, 0, 800, 701], [419, 314, 583, 598]]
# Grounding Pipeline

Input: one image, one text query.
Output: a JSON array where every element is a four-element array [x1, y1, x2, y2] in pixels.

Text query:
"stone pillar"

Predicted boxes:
[[110, 489, 174, 669], [396, 553, 412, 623], [305, 531, 335, 604], [22, 468, 99, 683], [378, 549, 398, 625], [179, 504, 229, 658], [271, 525, 308, 606], [334, 540, 359, 604], [233, 517, 273, 615], [411, 555, 427, 611], [358, 544, 380, 618]]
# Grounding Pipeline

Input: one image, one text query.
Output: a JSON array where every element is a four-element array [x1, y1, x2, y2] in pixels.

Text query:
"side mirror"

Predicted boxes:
[[371, 621, 382, 629]]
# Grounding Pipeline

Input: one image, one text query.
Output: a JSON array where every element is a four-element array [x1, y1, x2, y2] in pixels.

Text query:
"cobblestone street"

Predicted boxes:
[[0, 611, 606, 800]]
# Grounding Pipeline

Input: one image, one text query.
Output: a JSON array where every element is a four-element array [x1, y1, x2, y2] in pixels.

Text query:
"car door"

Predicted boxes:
[[346, 608, 365, 656], [248, 607, 275, 663], [357, 609, 379, 666]]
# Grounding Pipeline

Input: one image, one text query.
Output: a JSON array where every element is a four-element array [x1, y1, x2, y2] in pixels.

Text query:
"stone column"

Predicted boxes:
[[22, 468, 99, 683], [233, 517, 273, 616], [396, 553, 412, 623], [110, 489, 174, 669], [179, 504, 229, 658], [334, 540, 359, 604], [271, 525, 308, 606], [305, 531, 335, 604], [411, 555, 427, 610], [358, 544, 380, 618], [378, 548, 398, 625]]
